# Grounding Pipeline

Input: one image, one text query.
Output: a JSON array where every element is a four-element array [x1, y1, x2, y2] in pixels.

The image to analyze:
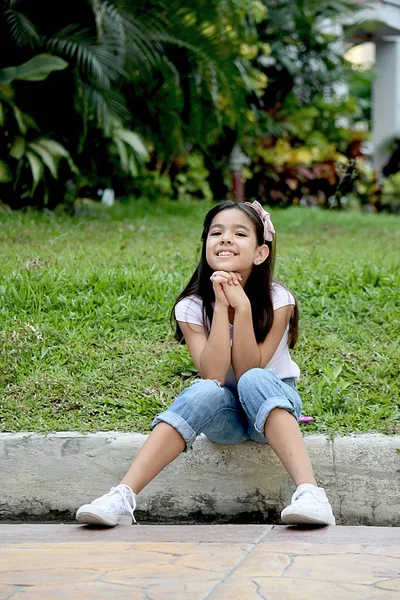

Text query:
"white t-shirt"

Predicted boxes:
[[175, 282, 300, 389]]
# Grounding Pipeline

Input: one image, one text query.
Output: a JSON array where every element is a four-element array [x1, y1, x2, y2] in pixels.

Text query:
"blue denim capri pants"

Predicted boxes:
[[151, 368, 302, 451]]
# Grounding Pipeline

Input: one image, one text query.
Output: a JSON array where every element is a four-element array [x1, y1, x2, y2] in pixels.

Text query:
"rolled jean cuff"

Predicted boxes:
[[254, 397, 299, 435], [151, 411, 197, 452]]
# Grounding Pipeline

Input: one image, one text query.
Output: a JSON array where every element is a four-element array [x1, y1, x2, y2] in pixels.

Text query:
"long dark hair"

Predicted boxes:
[[171, 200, 298, 347]]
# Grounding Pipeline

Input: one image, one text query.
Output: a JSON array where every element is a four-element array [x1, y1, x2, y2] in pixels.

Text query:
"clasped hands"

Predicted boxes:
[[210, 270, 250, 310]]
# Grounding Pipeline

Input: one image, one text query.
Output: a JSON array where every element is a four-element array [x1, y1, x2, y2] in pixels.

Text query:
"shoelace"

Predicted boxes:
[[292, 487, 324, 504], [104, 485, 137, 524]]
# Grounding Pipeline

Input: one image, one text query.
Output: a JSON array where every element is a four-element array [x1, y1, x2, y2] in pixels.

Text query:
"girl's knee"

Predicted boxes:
[[195, 378, 225, 388], [237, 367, 270, 390], [155, 379, 231, 447], [181, 378, 227, 409], [189, 378, 225, 395]]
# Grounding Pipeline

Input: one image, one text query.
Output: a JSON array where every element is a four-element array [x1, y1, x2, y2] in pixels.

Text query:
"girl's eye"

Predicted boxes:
[[236, 232, 246, 237], [210, 231, 221, 236]]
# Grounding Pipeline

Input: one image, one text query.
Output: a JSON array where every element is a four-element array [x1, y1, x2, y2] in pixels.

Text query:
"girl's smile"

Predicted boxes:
[[216, 251, 237, 258]]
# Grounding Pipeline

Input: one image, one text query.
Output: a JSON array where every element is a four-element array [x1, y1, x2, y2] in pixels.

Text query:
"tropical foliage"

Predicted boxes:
[[240, 0, 374, 208], [0, 0, 377, 209]]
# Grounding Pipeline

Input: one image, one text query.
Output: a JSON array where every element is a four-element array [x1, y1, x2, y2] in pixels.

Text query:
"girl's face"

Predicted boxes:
[[205, 208, 269, 279]]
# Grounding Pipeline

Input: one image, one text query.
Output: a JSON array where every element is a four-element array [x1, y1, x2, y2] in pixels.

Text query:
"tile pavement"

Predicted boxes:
[[0, 524, 399, 599]]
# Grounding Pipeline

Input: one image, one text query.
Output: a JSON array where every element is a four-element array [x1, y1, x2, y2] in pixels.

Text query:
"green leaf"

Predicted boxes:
[[0, 160, 13, 183], [0, 54, 68, 84], [34, 138, 69, 158], [35, 138, 79, 174], [17, 54, 69, 81], [113, 129, 149, 160], [29, 140, 59, 178], [0, 101, 4, 126], [333, 365, 343, 380], [7, 101, 39, 134], [25, 150, 44, 194], [0, 67, 17, 85], [113, 137, 129, 172], [9, 136, 26, 160], [22, 112, 40, 131], [128, 155, 138, 177], [12, 104, 27, 134], [0, 83, 14, 101]]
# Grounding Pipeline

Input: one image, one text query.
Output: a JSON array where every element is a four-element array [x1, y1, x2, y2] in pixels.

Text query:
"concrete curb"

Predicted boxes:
[[1, 432, 399, 525]]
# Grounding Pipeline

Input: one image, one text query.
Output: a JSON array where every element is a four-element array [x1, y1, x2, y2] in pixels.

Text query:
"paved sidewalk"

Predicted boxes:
[[1, 524, 399, 599]]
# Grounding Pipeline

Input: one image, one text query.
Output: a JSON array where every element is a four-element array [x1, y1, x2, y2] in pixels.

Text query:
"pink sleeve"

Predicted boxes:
[[272, 283, 295, 310], [175, 296, 204, 326]]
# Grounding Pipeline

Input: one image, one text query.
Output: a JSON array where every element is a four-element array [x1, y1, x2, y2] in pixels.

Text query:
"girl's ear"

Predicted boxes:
[[254, 244, 269, 265]]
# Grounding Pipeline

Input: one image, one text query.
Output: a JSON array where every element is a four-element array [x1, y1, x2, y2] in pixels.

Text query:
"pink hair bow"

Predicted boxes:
[[244, 201, 275, 242]]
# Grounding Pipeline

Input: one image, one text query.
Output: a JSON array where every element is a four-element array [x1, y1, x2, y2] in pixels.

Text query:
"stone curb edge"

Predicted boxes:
[[1, 432, 399, 525]]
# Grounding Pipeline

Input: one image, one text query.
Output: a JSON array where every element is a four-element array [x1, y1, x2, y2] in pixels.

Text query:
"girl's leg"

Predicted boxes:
[[237, 368, 308, 483], [77, 379, 247, 526], [263, 408, 317, 487], [121, 379, 247, 493], [237, 368, 335, 525], [121, 422, 185, 494]]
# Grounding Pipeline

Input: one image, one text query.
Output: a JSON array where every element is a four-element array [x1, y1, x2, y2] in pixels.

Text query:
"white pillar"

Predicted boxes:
[[373, 38, 400, 174]]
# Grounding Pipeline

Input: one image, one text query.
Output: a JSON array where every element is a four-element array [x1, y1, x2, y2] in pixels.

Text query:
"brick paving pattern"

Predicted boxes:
[[0, 524, 399, 599]]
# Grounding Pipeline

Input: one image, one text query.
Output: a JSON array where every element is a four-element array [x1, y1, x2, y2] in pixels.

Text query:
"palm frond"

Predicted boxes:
[[157, 32, 244, 114], [79, 83, 130, 135], [5, 9, 39, 48], [113, 129, 148, 158], [29, 137, 78, 175], [29, 140, 59, 178], [95, 1, 167, 76], [91, 1, 125, 73], [48, 24, 124, 87], [110, 0, 255, 154], [25, 149, 44, 194], [111, 127, 149, 175]]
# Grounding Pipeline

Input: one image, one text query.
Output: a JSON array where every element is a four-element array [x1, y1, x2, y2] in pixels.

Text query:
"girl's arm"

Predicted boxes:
[[177, 273, 235, 383], [178, 304, 231, 382], [231, 303, 293, 381]]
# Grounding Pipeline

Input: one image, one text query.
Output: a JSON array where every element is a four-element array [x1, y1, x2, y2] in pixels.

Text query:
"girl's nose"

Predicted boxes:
[[221, 233, 232, 244]]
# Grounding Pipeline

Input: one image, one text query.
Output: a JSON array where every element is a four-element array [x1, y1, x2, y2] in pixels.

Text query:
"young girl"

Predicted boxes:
[[76, 200, 335, 527]]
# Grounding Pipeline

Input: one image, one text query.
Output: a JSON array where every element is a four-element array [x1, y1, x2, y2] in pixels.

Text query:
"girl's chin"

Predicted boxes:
[[213, 256, 238, 263], [209, 263, 248, 276], [211, 260, 237, 269]]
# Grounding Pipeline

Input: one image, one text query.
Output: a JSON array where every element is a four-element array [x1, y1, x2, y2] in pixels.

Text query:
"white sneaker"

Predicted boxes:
[[76, 484, 137, 526], [281, 483, 336, 526]]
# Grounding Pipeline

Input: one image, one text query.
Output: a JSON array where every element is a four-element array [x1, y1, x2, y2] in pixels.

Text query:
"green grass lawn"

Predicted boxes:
[[0, 199, 399, 436]]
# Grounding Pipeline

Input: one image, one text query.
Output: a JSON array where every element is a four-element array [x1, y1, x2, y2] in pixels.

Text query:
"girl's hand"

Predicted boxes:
[[210, 271, 241, 308], [211, 271, 249, 310], [220, 277, 250, 310]]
